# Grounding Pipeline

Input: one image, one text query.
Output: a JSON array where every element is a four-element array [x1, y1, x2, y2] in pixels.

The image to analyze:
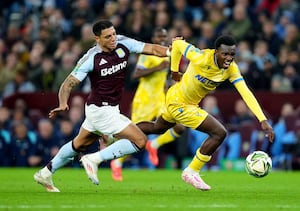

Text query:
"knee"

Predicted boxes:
[[173, 124, 186, 135], [134, 133, 148, 149]]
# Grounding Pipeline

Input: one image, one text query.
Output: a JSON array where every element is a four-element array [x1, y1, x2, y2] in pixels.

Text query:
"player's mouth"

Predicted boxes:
[[223, 60, 232, 69]]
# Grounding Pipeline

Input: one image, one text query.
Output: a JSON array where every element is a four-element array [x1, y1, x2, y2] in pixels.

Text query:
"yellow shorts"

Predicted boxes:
[[131, 98, 164, 123], [161, 86, 208, 129]]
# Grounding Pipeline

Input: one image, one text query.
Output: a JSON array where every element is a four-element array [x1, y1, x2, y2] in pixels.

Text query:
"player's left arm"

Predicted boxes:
[[234, 79, 274, 142]]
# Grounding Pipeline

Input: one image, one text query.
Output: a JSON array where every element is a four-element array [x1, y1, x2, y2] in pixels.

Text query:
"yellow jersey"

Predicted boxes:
[[162, 40, 266, 128], [131, 54, 169, 123]]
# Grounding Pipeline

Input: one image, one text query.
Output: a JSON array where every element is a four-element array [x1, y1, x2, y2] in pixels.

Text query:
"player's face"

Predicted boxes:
[[215, 44, 236, 69], [152, 30, 168, 46], [95, 26, 117, 52]]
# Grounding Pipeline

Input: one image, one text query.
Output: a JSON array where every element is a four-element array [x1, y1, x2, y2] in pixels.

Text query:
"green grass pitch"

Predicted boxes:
[[0, 167, 299, 210]]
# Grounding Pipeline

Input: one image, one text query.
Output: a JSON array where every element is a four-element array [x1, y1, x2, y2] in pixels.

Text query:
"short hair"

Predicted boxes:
[[152, 27, 167, 37], [92, 20, 113, 36], [214, 35, 236, 49]]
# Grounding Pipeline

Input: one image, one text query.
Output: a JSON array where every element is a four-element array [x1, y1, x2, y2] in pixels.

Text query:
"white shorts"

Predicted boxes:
[[82, 104, 131, 135]]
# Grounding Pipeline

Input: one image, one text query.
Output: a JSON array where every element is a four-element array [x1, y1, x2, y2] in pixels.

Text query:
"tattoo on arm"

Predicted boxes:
[[59, 75, 80, 105]]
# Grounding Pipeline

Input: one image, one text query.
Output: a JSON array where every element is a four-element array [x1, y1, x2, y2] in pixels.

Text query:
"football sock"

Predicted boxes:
[[47, 141, 78, 173], [90, 139, 140, 164], [115, 156, 127, 166], [189, 149, 211, 172], [151, 128, 181, 149]]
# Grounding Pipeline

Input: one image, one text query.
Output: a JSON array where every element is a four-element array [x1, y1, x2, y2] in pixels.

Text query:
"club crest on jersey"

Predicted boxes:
[[116, 48, 125, 58]]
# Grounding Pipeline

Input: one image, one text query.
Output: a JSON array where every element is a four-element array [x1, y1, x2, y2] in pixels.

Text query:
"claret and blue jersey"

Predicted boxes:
[[71, 35, 145, 107]]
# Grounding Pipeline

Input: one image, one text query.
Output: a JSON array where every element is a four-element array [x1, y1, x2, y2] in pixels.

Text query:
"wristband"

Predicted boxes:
[[166, 48, 171, 57]]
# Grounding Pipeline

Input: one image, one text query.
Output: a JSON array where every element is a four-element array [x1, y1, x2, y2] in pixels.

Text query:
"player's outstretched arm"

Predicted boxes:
[[142, 43, 169, 57], [49, 74, 80, 119], [234, 80, 274, 143]]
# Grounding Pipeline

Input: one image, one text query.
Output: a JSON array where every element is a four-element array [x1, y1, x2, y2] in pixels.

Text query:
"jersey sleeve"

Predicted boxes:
[[234, 80, 267, 122], [117, 35, 145, 53], [171, 40, 203, 72], [71, 50, 95, 81], [135, 55, 149, 70]]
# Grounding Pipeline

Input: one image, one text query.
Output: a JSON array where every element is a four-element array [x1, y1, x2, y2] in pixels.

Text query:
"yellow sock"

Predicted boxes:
[[156, 128, 181, 146], [189, 149, 211, 172], [115, 155, 128, 166]]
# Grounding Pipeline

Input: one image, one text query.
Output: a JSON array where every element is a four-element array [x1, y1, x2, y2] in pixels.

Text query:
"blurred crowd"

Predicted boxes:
[[1, 0, 300, 170]]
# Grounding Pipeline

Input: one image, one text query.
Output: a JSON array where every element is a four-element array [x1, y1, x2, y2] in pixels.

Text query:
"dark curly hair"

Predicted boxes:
[[214, 35, 236, 49]]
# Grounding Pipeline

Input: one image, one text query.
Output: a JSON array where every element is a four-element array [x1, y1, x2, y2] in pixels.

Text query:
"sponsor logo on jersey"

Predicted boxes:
[[99, 58, 108, 65], [194, 74, 221, 87], [116, 48, 125, 58], [100, 61, 127, 76]]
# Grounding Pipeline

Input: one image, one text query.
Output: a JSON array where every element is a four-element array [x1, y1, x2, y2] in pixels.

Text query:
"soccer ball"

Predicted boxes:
[[245, 151, 272, 178]]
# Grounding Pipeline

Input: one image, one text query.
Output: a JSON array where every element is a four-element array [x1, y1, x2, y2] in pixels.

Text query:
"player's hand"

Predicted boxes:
[[261, 120, 274, 143], [159, 61, 170, 69], [172, 36, 184, 42], [49, 104, 69, 119], [171, 71, 182, 82]]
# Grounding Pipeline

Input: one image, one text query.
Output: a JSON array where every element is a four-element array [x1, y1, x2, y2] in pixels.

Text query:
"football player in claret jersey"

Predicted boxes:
[[110, 27, 185, 181], [34, 20, 171, 192], [137, 35, 275, 190]]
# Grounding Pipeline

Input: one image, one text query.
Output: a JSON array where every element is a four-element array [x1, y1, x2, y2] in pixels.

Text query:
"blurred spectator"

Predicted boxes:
[[281, 64, 300, 90], [68, 106, 84, 134], [10, 121, 38, 166], [271, 102, 295, 168], [0, 52, 24, 95], [282, 23, 300, 51], [53, 39, 71, 64], [154, 10, 171, 29], [70, 0, 96, 40], [271, 74, 293, 93], [27, 49, 43, 83], [197, 21, 216, 48], [0, 106, 11, 130], [225, 3, 252, 42], [227, 99, 256, 132], [124, 0, 152, 42], [0, 121, 11, 166], [4, 23, 20, 50], [259, 19, 282, 56], [274, 10, 294, 41], [2, 68, 35, 98], [252, 40, 276, 72], [35, 56, 56, 91], [52, 52, 76, 91], [36, 118, 64, 166], [79, 23, 95, 53], [206, 8, 226, 37], [170, 0, 202, 30], [57, 117, 77, 142]]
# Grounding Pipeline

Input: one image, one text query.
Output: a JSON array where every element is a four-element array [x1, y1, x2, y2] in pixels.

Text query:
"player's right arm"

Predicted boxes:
[[170, 40, 202, 81], [132, 55, 169, 80], [49, 74, 80, 118], [49, 47, 94, 119]]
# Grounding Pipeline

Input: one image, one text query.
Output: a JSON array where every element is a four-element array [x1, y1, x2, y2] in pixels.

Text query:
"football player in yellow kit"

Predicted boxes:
[[110, 27, 185, 181], [137, 35, 274, 190]]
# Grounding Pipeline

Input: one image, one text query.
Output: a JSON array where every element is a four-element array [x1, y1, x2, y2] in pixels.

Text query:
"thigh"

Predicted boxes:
[[167, 103, 208, 129], [73, 127, 100, 150], [114, 123, 147, 147]]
